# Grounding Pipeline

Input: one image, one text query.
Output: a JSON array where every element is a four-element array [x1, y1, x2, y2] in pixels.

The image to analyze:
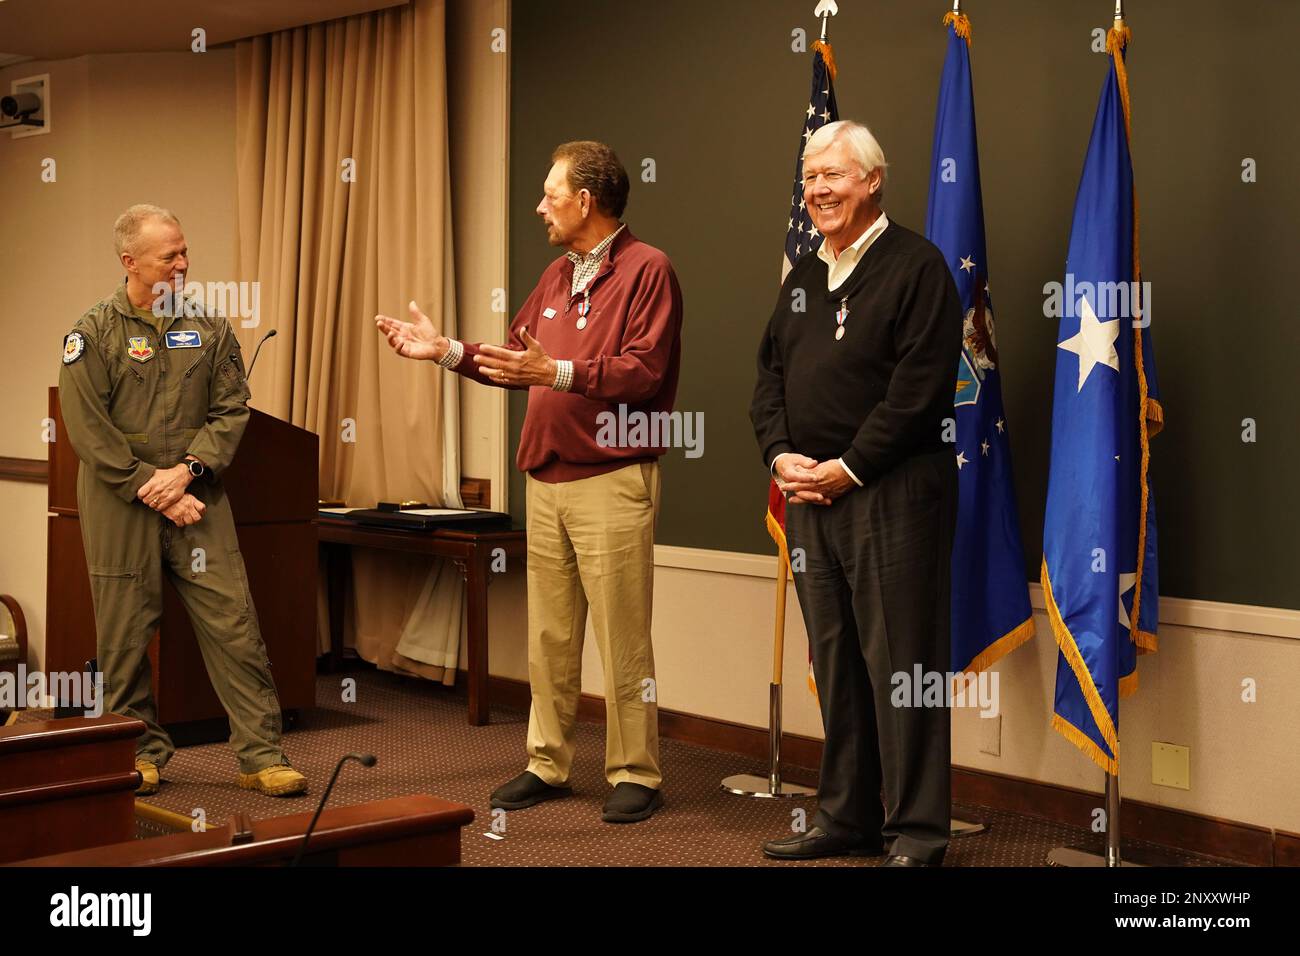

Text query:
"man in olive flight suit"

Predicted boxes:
[[58, 203, 307, 797]]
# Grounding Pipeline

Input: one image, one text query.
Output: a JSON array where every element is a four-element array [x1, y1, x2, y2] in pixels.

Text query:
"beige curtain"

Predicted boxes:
[[234, 0, 466, 683]]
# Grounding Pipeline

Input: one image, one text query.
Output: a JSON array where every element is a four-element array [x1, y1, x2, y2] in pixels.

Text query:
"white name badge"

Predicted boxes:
[[542, 307, 557, 319]]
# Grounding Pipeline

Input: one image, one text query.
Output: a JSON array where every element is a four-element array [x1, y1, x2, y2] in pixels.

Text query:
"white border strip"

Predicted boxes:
[[654, 545, 1300, 641]]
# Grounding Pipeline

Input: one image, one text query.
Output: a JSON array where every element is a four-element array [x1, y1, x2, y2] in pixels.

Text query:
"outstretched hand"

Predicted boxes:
[[474, 329, 557, 388], [375, 300, 448, 362]]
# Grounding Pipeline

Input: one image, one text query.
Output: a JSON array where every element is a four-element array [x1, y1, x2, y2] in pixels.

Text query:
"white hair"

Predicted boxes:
[[114, 203, 180, 257], [804, 120, 888, 198]]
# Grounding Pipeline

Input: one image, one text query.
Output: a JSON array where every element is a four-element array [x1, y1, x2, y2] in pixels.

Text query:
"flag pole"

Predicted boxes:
[[721, 547, 815, 798], [1047, 0, 1142, 868], [930, 0, 987, 841], [1047, 764, 1139, 867], [722, 1, 838, 800]]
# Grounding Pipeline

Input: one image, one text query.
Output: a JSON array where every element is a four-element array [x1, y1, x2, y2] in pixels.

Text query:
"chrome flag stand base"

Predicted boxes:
[[722, 683, 815, 798], [950, 817, 987, 837], [1047, 767, 1145, 867], [1047, 847, 1142, 868]]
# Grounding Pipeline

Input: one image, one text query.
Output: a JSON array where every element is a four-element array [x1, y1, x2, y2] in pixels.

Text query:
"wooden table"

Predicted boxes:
[[317, 517, 526, 726], [12, 794, 474, 867], [0, 713, 144, 863]]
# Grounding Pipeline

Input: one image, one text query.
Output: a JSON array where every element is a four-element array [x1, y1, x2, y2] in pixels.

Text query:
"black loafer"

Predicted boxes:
[[489, 771, 572, 810], [601, 783, 663, 823], [763, 826, 886, 860], [881, 854, 937, 867]]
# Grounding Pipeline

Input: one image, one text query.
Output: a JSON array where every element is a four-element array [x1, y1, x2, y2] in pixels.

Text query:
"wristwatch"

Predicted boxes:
[[185, 457, 206, 479]]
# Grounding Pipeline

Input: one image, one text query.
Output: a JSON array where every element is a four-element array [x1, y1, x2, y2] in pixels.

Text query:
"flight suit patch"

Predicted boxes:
[[62, 331, 85, 365], [165, 330, 202, 348], [127, 336, 155, 363]]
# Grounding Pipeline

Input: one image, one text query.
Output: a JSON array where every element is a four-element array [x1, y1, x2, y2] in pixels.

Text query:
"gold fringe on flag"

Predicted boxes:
[[942, 10, 972, 44], [1052, 713, 1118, 777], [764, 509, 789, 563], [1042, 559, 1121, 775], [812, 39, 837, 82], [956, 616, 1035, 681], [766, 506, 818, 697], [1109, 20, 1162, 658]]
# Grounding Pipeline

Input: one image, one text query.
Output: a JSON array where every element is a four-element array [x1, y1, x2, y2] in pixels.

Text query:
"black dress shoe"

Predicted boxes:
[[489, 771, 572, 810], [763, 827, 886, 860], [601, 782, 663, 823], [881, 854, 938, 867]]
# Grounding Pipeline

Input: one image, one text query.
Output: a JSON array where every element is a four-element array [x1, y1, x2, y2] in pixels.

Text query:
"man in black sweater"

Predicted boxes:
[[750, 120, 961, 866]]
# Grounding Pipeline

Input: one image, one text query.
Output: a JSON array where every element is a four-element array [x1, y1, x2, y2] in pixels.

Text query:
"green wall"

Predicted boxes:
[[507, 0, 1299, 609]]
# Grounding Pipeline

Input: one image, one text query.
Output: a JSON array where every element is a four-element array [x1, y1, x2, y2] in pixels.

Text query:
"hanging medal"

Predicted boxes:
[[576, 290, 591, 331], [835, 297, 849, 341]]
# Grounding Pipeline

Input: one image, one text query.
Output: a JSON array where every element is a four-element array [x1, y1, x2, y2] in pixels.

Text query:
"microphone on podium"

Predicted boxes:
[[246, 328, 277, 384], [291, 753, 378, 867]]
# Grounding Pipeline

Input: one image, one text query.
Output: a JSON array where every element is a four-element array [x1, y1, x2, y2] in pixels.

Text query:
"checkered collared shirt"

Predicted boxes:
[[566, 224, 625, 296], [438, 225, 627, 393]]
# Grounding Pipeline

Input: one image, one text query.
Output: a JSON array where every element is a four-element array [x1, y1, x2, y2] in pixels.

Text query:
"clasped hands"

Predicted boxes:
[[375, 301, 558, 387], [137, 464, 205, 527], [775, 454, 856, 506]]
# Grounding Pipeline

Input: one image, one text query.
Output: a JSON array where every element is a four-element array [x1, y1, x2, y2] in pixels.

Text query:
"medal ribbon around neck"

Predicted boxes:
[[576, 290, 592, 330]]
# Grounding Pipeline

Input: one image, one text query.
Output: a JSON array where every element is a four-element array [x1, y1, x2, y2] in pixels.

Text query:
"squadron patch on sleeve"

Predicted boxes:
[[62, 331, 86, 365]]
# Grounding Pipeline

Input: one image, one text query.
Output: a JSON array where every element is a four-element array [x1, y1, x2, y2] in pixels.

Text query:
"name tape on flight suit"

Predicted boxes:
[[165, 330, 203, 349]]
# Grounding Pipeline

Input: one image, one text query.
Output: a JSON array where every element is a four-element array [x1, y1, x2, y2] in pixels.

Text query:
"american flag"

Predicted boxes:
[[768, 38, 839, 695], [782, 41, 840, 280]]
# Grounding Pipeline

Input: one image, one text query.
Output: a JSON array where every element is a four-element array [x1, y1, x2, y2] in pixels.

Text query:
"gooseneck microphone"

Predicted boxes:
[[290, 753, 378, 867], [246, 328, 277, 383]]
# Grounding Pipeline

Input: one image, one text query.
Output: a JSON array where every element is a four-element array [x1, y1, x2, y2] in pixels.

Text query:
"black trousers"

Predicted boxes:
[[785, 449, 957, 864]]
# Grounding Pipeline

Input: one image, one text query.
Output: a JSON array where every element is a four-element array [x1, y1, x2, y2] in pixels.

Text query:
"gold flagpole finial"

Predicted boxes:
[[814, 0, 839, 43]]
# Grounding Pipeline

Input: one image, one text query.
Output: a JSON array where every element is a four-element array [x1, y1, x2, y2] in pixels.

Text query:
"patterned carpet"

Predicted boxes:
[[110, 668, 1235, 866]]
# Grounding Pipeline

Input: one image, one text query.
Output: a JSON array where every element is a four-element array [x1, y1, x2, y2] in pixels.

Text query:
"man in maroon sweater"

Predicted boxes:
[[376, 141, 682, 823]]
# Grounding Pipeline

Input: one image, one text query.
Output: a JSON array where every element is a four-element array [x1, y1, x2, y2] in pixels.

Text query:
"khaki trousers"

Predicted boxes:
[[524, 461, 662, 789]]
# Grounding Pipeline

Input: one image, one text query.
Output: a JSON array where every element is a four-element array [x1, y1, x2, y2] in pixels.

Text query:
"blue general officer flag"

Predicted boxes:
[[1042, 23, 1162, 774], [924, 10, 1033, 676]]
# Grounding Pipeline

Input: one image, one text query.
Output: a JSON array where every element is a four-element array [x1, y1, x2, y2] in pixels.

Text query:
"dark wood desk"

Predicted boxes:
[[12, 794, 474, 867], [0, 714, 144, 863], [318, 518, 526, 726]]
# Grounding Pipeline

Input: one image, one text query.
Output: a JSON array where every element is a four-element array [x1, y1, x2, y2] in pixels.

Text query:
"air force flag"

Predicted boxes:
[[925, 10, 1033, 677], [1042, 23, 1162, 774]]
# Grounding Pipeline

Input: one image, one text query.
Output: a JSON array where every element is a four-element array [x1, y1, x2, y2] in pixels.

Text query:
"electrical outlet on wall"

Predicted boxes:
[[1152, 742, 1190, 790], [978, 713, 1001, 757]]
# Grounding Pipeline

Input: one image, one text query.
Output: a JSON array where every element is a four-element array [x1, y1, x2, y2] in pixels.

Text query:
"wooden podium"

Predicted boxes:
[[44, 387, 319, 731]]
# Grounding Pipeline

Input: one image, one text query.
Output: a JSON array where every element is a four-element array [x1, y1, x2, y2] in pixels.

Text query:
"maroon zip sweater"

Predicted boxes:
[[449, 227, 683, 483]]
